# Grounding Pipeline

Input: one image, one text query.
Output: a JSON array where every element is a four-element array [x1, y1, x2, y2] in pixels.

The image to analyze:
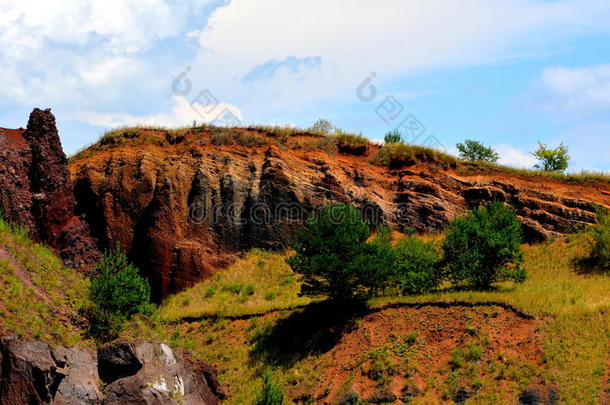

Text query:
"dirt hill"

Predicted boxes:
[[69, 126, 610, 300]]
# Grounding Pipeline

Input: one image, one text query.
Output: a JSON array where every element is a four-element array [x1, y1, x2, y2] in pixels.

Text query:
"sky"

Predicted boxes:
[[1, 0, 610, 172]]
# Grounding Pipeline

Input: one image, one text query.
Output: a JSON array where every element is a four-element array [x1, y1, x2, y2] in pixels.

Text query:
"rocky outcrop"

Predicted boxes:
[[0, 337, 102, 405], [0, 337, 221, 405], [0, 109, 100, 270], [69, 129, 610, 300]]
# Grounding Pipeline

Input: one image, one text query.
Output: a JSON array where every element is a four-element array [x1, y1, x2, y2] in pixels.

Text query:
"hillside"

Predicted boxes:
[[0, 215, 88, 346], [69, 125, 610, 300], [126, 233, 610, 404]]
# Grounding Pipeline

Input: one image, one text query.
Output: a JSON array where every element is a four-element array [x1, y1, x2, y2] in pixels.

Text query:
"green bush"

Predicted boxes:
[[87, 246, 154, 340], [591, 208, 610, 269], [456, 139, 499, 163], [254, 369, 285, 405], [391, 235, 440, 294], [384, 130, 402, 144], [532, 142, 570, 172], [288, 203, 392, 300], [334, 131, 370, 155], [371, 142, 457, 169], [441, 202, 526, 289]]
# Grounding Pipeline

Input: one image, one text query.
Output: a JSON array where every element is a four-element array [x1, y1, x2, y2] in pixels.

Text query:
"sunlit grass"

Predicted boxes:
[[159, 249, 311, 321], [149, 233, 610, 404], [0, 217, 89, 345]]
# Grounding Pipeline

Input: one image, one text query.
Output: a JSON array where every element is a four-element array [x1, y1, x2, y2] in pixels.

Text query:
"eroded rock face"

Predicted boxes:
[[0, 337, 102, 405], [0, 338, 220, 405], [0, 109, 100, 271], [70, 131, 610, 300], [99, 340, 221, 405]]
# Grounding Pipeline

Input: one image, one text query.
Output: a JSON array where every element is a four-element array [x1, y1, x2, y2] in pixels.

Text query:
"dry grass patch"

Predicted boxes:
[[159, 249, 311, 321]]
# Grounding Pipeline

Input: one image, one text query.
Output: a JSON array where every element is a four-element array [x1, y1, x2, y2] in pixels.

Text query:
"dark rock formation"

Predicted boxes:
[[0, 109, 100, 271], [69, 129, 610, 300], [0, 338, 220, 405], [99, 340, 220, 405], [0, 337, 102, 405]]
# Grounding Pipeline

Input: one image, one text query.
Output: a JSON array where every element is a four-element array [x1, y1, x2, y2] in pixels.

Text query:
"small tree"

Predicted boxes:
[[591, 208, 610, 269], [456, 139, 499, 163], [254, 370, 285, 405], [442, 202, 526, 289], [532, 142, 570, 172], [288, 203, 392, 300], [392, 236, 440, 294], [384, 130, 402, 144], [87, 245, 154, 340], [310, 119, 334, 134]]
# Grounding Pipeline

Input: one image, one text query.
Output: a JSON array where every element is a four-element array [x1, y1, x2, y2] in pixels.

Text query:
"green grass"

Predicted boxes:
[[370, 142, 458, 169], [159, 250, 311, 321], [0, 217, 90, 346], [144, 232, 610, 404], [458, 161, 610, 184]]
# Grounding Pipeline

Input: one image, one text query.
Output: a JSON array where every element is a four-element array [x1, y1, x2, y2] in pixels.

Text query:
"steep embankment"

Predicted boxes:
[[69, 127, 610, 300], [0, 109, 100, 271]]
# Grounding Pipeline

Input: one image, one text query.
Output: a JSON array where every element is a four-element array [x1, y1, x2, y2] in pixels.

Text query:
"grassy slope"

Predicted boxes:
[[126, 233, 609, 404], [0, 217, 89, 346]]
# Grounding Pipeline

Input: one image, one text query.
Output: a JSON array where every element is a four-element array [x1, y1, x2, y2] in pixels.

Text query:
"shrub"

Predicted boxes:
[[211, 130, 268, 147], [441, 202, 526, 289], [367, 349, 398, 385], [456, 139, 499, 163], [591, 208, 610, 269], [287, 203, 391, 300], [334, 131, 370, 155], [532, 142, 570, 172], [371, 142, 457, 169], [87, 246, 154, 340], [391, 235, 440, 294], [384, 130, 402, 144], [309, 118, 334, 134], [254, 369, 285, 405]]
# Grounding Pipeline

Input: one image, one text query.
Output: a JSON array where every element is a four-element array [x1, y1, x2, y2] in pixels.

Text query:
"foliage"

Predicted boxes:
[[333, 131, 370, 155], [532, 142, 570, 172], [254, 369, 286, 405], [309, 119, 334, 134], [87, 246, 153, 340], [441, 202, 526, 289], [384, 130, 402, 144], [211, 130, 268, 147], [288, 203, 392, 300], [391, 235, 441, 294], [591, 208, 610, 269], [456, 139, 499, 163], [370, 142, 457, 169]]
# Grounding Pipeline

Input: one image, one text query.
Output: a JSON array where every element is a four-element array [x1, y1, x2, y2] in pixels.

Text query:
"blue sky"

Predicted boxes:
[[1, 0, 610, 172]]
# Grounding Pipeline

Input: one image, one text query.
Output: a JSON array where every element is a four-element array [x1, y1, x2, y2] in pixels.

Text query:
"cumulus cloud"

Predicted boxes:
[[494, 144, 538, 168], [186, 0, 610, 115], [537, 64, 610, 117], [73, 96, 243, 128]]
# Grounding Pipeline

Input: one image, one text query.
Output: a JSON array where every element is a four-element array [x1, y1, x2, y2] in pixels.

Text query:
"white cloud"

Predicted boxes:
[[494, 144, 538, 168], [538, 64, 610, 116], [74, 96, 243, 128], [185, 0, 610, 115]]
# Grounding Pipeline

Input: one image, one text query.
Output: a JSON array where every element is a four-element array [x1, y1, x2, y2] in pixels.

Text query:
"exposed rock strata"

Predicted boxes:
[[70, 129, 610, 300]]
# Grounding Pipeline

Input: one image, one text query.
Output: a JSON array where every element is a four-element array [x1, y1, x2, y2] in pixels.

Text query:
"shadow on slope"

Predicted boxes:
[[249, 300, 368, 368]]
